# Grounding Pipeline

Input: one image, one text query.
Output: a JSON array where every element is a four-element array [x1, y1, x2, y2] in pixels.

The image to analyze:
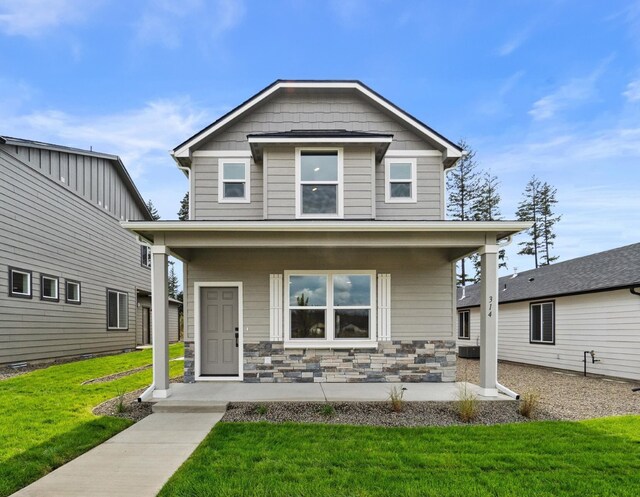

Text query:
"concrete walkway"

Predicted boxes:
[[11, 413, 222, 497]]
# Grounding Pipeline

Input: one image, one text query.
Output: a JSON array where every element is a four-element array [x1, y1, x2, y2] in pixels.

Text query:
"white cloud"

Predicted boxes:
[[135, 0, 245, 48], [528, 57, 613, 120], [497, 28, 532, 57], [0, 0, 95, 37], [623, 80, 640, 102]]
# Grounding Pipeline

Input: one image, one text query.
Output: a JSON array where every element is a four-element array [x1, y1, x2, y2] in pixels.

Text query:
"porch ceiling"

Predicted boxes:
[[123, 220, 530, 262]]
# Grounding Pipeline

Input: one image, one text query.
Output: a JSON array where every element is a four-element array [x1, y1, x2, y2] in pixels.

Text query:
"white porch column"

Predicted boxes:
[[151, 245, 170, 398], [479, 244, 499, 397]]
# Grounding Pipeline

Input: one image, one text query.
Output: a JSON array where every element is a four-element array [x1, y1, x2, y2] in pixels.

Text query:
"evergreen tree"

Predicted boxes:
[[471, 171, 507, 281], [168, 261, 179, 299], [178, 192, 189, 221], [516, 176, 560, 268], [446, 139, 481, 286], [146, 199, 160, 220]]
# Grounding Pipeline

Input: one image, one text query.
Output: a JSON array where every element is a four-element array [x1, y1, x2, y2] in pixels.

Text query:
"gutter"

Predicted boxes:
[[630, 287, 640, 297]]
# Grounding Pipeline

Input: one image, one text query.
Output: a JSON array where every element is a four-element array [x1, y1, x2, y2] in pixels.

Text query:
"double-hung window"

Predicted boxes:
[[296, 149, 343, 218], [218, 158, 250, 203], [458, 310, 470, 339], [140, 245, 151, 268], [107, 289, 128, 330], [41, 274, 59, 301], [286, 271, 375, 346], [66, 280, 81, 304], [9, 267, 32, 298], [385, 158, 417, 203], [530, 301, 554, 344]]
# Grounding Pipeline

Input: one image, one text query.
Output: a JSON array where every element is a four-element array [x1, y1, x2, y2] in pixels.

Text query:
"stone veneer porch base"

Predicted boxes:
[[184, 340, 456, 383]]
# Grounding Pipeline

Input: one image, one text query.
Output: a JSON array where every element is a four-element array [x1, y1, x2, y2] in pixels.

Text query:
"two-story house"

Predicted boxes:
[[0, 136, 179, 366], [124, 80, 529, 398]]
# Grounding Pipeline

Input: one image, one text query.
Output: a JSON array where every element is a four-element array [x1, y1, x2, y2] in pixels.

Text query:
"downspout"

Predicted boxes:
[[494, 236, 520, 400]]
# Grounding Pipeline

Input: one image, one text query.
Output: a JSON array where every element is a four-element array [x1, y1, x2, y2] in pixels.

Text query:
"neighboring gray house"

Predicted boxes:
[[124, 80, 528, 399], [0, 136, 179, 365], [457, 243, 640, 381]]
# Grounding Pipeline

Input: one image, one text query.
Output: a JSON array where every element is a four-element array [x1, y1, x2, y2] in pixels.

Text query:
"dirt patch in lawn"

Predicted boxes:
[[222, 400, 557, 427]]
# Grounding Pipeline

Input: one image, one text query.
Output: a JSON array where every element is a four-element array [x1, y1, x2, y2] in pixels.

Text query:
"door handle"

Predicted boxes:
[[235, 332, 239, 347]]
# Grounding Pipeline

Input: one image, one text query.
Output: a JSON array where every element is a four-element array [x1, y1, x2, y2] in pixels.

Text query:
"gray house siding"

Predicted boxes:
[[0, 147, 151, 364], [184, 247, 454, 342], [135, 297, 180, 345]]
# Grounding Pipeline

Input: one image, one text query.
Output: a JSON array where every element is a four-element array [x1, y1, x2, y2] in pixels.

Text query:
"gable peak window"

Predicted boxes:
[[218, 158, 250, 203], [296, 148, 343, 218], [385, 158, 417, 203], [41, 274, 59, 301], [530, 301, 555, 344]]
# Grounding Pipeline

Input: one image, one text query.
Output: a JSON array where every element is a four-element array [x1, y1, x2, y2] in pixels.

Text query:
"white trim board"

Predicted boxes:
[[193, 281, 244, 381]]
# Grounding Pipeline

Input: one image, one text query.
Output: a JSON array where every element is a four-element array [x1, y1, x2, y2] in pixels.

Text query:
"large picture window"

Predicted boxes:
[[530, 301, 554, 344], [286, 271, 374, 346], [296, 149, 343, 218], [107, 289, 129, 330]]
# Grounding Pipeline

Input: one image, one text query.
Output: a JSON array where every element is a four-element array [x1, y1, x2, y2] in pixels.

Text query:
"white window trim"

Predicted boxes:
[[9, 268, 32, 298], [385, 158, 417, 203], [218, 158, 251, 203], [141, 245, 152, 268], [458, 310, 470, 339], [295, 147, 344, 219], [65, 280, 81, 304], [530, 301, 555, 344], [284, 270, 376, 349], [41, 275, 59, 301], [107, 289, 129, 330]]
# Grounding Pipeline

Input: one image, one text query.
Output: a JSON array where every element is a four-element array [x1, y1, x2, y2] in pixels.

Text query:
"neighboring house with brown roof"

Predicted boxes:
[[0, 136, 179, 365], [457, 243, 640, 380]]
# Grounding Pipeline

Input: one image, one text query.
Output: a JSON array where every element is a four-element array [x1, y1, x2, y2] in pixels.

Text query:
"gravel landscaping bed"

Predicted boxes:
[[82, 364, 152, 385], [457, 358, 640, 420], [222, 400, 554, 426]]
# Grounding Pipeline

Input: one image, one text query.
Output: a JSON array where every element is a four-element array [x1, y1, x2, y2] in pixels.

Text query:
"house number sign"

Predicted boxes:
[[487, 296, 493, 317]]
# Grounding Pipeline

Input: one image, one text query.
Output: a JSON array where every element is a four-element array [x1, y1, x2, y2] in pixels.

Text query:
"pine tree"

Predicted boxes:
[[446, 139, 481, 286], [471, 171, 507, 281], [178, 192, 189, 221], [516, 177, 560, 268], [146, 200, 160, 220], [538, 182, 561, 265], [168, 261, 179, 299]]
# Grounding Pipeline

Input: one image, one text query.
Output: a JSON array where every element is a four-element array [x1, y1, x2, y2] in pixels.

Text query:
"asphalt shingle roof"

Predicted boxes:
[[457, 242, 640, 308]]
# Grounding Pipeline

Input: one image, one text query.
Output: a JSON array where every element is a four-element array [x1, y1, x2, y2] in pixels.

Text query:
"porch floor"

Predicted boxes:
[[153, 381, 511, 405]]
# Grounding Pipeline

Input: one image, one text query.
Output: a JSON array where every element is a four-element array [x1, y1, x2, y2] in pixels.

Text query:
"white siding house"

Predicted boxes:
[[457, 243, 640, 381]]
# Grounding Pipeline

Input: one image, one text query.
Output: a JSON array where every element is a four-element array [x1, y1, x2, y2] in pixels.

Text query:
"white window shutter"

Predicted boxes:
[[377, 273, 391, 341], [269, 274, 283, 341]]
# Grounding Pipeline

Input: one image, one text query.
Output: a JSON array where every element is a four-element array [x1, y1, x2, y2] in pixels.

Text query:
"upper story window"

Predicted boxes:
[[66, 280, 81, 304], [530, 301, 554, 344], [295, 148, 343, 218], [385, 158, 417, 203], [140, 245, 151, 268], [9, 267, 32, 299], [458, 310, 470, 339], [41, 274, 60, 301], [218, 158, 250, 203]]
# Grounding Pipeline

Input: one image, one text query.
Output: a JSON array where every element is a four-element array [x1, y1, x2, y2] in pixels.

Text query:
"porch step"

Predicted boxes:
[[152, 400, 229, 413]]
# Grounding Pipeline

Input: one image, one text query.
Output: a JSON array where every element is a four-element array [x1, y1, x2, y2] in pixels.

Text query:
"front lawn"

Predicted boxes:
[[0, 344, 184, 497], [159, 415, 640, 497]]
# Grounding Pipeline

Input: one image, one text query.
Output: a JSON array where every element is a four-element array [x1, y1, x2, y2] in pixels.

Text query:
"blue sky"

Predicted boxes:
[[1, 0, 639, 274]]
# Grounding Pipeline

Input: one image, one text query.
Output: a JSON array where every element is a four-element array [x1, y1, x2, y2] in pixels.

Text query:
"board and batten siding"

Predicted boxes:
[[0, 143, 146, 222], [0, 148, 151, 364], [457, 289, 640, 380], [198, 91, 431, 151], [184, 247, 455, 343]]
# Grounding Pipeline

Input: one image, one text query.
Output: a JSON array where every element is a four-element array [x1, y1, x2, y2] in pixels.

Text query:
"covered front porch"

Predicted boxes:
[[122, 220, 530, 400]]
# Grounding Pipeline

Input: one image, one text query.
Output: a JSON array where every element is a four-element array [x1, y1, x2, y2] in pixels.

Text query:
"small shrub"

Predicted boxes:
[[456, 384, 478, 422], [115, 387, 127, 414], [319, 403, 335, 417], [254, 404, 268, 416], [519, 391, 540, 418], [388, 385, 407, 413]]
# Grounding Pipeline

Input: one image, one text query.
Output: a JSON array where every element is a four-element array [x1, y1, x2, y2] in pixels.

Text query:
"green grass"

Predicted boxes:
[[159, 415, 640, 497], [0, 343, 184, 497]]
